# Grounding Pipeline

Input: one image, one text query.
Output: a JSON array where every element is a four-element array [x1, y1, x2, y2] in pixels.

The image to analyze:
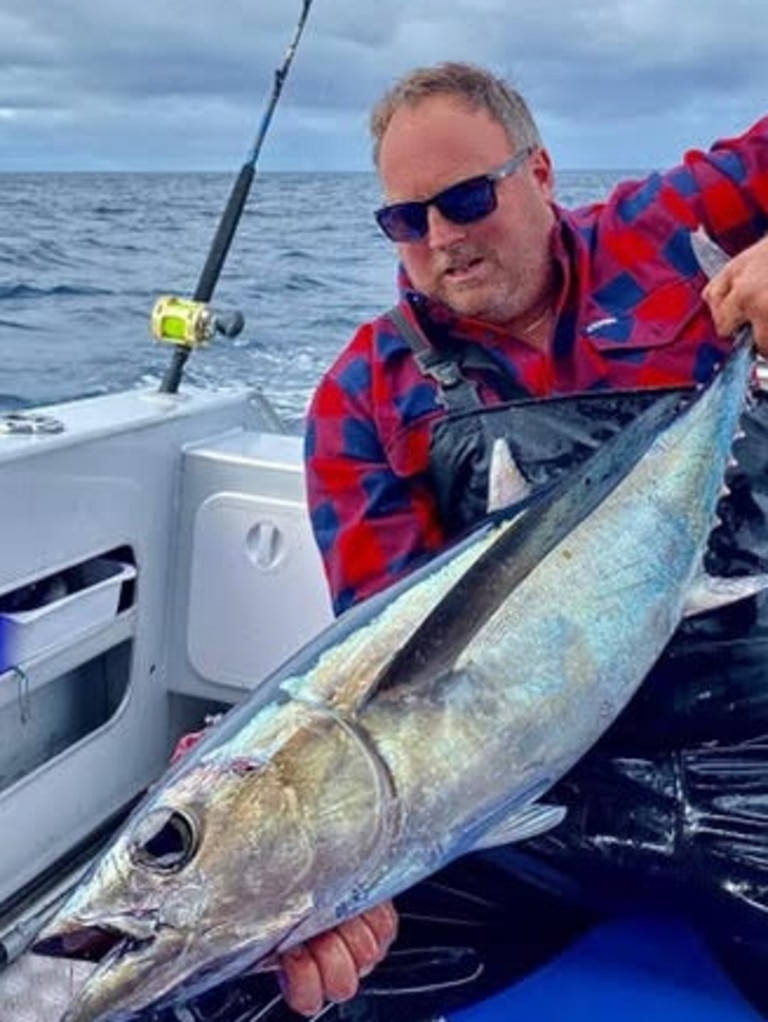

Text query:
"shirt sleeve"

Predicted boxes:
[[304, 322, 446, 616], [678, 114, 768, 250]]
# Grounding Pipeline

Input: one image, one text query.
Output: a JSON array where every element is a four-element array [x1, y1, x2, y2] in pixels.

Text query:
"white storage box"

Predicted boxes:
[[0, 559, 136, 672]]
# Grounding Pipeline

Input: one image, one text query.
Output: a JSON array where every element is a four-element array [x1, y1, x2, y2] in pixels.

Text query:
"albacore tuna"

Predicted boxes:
[[33, 234, 766, 1022]]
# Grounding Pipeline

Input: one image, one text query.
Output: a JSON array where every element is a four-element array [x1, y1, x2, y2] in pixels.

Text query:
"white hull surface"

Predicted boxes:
[[0, 386, 333, 1017], [2, 955, 93, 1021]]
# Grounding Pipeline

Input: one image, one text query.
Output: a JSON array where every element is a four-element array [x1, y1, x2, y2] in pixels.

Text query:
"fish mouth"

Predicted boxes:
[[33, 923, 153, 965]]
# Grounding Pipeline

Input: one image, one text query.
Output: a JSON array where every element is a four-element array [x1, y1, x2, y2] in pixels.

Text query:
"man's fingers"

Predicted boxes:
[[357, 901, 399, 959], [278, 943, 326, 1017], [703, 268, 731, 302], [276, 902, 399, 1017], [305, 927, 363, 1003], [704, 273, 746, 337], [751, 321, 768, 355], [334, 901, 398, 976]]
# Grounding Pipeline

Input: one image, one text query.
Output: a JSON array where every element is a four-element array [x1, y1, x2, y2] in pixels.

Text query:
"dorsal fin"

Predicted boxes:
[[369, 387, 689, 697]]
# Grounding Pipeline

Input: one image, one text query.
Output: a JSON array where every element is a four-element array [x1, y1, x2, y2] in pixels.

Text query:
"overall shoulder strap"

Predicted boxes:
[[387, 304, 484, 412]]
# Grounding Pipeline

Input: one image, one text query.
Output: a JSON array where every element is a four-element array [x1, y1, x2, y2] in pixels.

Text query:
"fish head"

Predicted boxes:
[[33, 751, 323, 1021]]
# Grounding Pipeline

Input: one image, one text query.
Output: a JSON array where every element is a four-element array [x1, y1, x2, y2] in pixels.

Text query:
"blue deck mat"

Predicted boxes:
[[452, 912, 764, 1021]]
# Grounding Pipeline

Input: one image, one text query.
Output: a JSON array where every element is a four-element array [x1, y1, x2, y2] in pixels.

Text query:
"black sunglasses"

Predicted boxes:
[[374, 146, 534, 243]]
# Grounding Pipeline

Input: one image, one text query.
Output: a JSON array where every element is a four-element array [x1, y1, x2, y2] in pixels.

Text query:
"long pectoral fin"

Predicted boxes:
[[471, 804, 567, 851]]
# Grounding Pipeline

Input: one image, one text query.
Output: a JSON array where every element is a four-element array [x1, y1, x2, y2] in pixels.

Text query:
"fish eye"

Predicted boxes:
[[130, 809, 198, 873]]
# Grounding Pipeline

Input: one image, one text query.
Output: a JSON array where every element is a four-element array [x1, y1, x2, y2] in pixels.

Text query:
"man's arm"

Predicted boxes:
[[304, 323, 446, 614]]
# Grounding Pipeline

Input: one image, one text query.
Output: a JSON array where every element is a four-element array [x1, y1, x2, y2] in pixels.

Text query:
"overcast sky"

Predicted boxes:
[[2, 0, 767, 173]]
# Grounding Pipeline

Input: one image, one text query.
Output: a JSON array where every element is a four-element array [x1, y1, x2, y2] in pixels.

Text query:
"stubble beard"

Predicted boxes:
[[435, 254, 540, 326]]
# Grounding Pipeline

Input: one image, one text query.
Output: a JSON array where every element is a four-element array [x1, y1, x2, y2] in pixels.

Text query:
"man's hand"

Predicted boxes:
[[277, 902, 399, 1017], [703, 234, 768, 355]]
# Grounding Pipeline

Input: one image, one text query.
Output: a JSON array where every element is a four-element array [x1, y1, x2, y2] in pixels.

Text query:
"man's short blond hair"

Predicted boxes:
[[370, 61, 543, 167]]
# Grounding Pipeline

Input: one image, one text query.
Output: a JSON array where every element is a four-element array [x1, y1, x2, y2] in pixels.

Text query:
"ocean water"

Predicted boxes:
[[0, 169, 630, 433]]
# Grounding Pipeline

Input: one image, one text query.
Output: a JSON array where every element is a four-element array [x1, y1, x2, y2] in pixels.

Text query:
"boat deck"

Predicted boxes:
[[0, 952, 93, 1021]]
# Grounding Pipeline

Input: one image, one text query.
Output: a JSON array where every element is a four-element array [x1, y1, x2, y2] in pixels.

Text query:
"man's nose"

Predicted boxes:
[[426, 205, 467, 248]]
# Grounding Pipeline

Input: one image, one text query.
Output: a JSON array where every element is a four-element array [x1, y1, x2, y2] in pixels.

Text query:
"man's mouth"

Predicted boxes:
[[442, 254, 486, 283]]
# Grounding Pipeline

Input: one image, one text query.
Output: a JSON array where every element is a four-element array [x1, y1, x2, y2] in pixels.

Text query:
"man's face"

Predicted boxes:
[[377, 95, 556, 327]]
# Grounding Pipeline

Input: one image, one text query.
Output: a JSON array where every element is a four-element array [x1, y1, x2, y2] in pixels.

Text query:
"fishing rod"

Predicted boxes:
[[154, 0, 315, 395]]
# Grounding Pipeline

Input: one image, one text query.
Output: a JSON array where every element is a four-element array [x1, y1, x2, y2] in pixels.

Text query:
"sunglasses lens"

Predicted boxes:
[[437, 177, 496, 224], [375, 175, 498, 242], [375, 202, 428, 242]]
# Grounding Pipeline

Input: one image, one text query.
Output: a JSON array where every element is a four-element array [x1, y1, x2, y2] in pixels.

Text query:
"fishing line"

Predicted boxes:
[[158, 0, 316, 394]]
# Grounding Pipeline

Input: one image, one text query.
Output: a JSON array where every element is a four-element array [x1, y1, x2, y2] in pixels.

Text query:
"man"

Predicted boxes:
[[292, 63, 768, 1016]]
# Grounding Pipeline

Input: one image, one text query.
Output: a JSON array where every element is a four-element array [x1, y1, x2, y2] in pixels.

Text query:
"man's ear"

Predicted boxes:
[[530, 147, 555, 200]]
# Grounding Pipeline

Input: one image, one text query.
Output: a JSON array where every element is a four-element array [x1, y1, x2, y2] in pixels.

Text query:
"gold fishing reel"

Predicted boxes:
[[150, 296, 245, 349]]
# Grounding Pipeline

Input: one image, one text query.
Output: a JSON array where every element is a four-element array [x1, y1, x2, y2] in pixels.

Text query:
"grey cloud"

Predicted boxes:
[[1, 0, 767, 170]]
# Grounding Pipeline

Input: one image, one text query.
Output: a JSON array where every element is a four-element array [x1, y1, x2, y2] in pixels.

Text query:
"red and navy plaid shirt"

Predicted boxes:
[[306, 117, 768, 615]]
